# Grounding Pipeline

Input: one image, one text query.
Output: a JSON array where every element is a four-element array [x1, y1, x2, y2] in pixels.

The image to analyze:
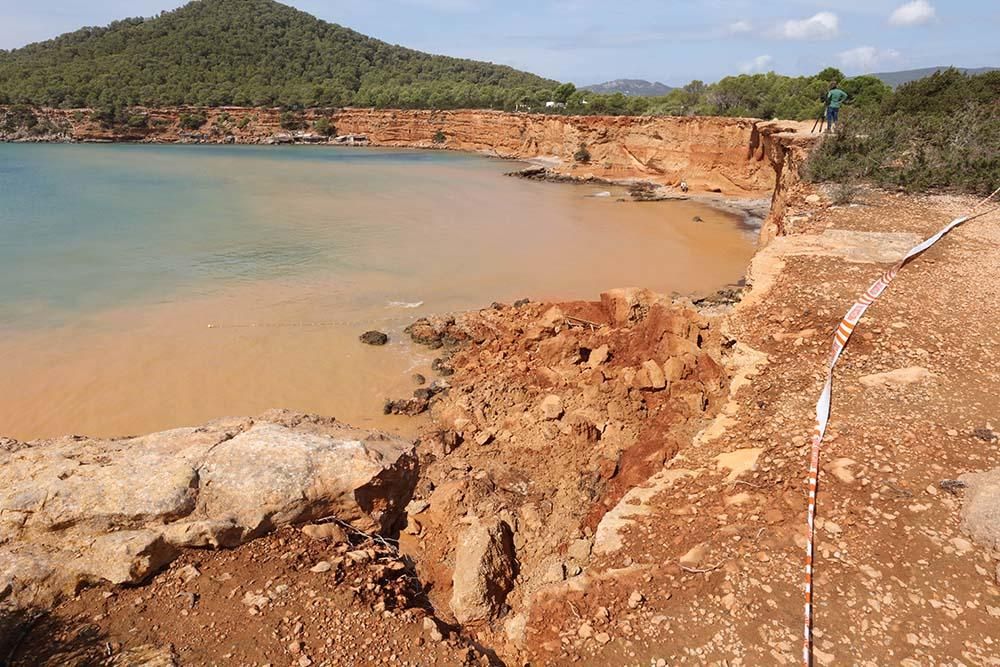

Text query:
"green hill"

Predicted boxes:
[[871, 66, 998, 88], [0, 0, 557, 109]]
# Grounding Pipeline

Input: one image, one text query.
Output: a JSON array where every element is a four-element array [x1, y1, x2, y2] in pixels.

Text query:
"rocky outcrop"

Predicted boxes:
[[960, 467, 1000, 551], [750, 119, 821, 244], [450, 517, 517, 624], [0, 410, 417, 648], [1, 106, 777, 196]]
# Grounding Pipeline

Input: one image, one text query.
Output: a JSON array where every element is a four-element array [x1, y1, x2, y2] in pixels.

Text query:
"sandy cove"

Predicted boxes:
[[3, 117, 1000, 666]]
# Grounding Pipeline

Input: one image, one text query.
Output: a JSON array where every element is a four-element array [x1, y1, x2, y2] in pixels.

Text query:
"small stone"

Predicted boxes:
[[949, 537, 973, 554], [176, 564, 201, 584], [594, 632, 611, 645], [474, 430, 494, 446], [544, 562, 566, 583], [586, 345, 610, 368], [288, 641, 303, 654], [679, 543, 707, 568], [360, 330, 389, 346], [627, 591, 644, 609], [301, 523, 349, 543], [413, 373, 427, 385], [805, 194, 822, 205], [635, 360, 667, 390], [577, 623, 594, 638], [423, 617, 444, 642], [310, 561, 332, 573], [540, 394, 564, 420], [567, 538, 592, 563]]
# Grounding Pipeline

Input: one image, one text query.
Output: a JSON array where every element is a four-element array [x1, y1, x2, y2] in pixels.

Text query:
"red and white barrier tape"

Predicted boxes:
[[801, 188, 1000, 666]]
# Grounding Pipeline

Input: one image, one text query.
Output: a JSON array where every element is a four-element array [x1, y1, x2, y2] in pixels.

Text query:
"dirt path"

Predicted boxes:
[[526, 189, 1000, 665]]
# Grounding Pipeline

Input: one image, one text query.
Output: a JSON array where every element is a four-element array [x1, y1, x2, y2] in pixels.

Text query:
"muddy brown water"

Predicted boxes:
[[0, 143, 756, 440]]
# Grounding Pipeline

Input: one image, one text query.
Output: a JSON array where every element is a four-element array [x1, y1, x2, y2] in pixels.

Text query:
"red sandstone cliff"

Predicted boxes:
[[2, 107, 787, 197]]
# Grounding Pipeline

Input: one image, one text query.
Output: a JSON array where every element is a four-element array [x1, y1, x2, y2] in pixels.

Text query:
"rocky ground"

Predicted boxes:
[[4, 170, 1000, 664]]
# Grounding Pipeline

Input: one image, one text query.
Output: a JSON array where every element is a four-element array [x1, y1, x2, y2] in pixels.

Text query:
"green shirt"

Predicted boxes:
[[827, 88, 848, 108]]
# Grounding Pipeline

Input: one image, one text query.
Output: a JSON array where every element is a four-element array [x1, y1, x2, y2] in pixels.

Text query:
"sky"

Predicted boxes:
[[0, 0, 997, 85]]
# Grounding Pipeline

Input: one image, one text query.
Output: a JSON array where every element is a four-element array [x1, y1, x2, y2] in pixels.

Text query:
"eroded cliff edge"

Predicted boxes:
[[2, 106, 799, 198]]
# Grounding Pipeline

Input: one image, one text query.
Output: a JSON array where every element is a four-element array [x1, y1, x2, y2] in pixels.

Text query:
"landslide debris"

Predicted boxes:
[[396, 287, 736, 658]]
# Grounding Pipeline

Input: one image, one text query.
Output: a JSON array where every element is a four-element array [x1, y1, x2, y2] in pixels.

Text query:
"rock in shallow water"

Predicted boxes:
[[359, 330, 389, 345]]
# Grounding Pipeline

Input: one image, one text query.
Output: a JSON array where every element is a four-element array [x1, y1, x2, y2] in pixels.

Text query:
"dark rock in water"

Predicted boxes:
[[405, 315, 469, 349], [360, 330, 389, 346], [491, 302, 504, 310], [693, 286, 744, 307], [413, 373, 427, 386], [513, 298, 531, 308], [692, 215, 704, 223], [505, 166, 549, 180], [428, 380, 451, 395], [383, 397, 430, 416], [414, 379, 450, 403], [432, 358, 455, 377]]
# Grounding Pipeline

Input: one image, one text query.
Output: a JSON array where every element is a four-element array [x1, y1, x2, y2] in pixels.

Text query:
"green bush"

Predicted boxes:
[[178, 112, 207, 130], [432, 129, 446, 144], [574, 143, 591, 163], [313, 117, 335, 136], [91, 105, 124, 128], [805, 72, 999, 196], [1, 104, 38, 132], [829, 182, 861, 205], [236, 116, 252, 129], [280, 110, 304, 131], [126, 113, 149, 128]]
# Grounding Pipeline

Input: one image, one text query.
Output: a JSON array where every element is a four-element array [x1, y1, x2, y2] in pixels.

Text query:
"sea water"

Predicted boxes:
[[0, 143, 756, 439]]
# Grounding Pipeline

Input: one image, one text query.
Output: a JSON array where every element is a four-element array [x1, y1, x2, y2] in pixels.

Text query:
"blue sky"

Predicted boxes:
[[0, 0, 997, 85]]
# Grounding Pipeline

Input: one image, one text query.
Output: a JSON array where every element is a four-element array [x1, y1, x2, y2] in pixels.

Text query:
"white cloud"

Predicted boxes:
[[727, 20, 753, 35], [774, 12, 839, 40], [837, 46, 902, 72], [889, 0, 936, 26], [740, 55, 773, 73]]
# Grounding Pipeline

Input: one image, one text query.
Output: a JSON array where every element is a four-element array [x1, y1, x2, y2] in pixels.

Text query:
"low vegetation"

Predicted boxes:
[[178, 112, 207, 131], [807, 69, 1000, 195], [313, 118, 335, 137]]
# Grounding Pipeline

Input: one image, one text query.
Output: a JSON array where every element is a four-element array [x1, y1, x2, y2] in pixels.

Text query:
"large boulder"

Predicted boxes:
[[960, 467, 1000, 551], [599, 288, 658, 326], [450, 517, 517, 624], [0, 410, 417, 643]]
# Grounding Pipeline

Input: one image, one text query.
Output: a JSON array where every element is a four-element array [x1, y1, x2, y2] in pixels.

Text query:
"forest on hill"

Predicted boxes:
[[0, 0, 556, 110], [0, 0, 894, 119]]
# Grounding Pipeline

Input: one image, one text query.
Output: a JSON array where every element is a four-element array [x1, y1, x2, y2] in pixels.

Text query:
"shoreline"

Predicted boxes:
[[0, 105, 782, 198]]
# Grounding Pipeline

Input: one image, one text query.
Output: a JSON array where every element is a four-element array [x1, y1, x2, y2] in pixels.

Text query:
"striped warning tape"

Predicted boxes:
[[801, 187, 1000, 666]]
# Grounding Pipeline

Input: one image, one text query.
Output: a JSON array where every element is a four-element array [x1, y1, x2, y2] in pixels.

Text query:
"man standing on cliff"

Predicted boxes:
[[825, 82, 848, 133]]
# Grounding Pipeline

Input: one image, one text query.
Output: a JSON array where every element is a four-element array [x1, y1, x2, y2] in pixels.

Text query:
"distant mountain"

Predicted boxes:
[[581, 79, 673, 97], [0, 0, 556, 109], [871, 66, 998, 88]]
